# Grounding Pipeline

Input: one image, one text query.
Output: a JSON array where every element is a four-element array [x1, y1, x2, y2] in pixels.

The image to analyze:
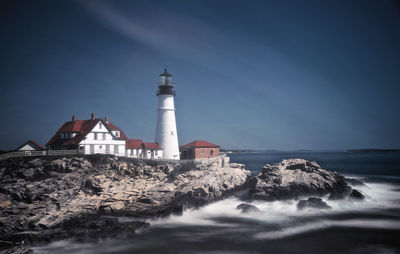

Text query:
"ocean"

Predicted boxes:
[[31, 151, 400, 254]]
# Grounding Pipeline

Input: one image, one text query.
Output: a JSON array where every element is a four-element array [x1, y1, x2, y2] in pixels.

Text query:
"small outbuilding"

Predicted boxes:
[[180, 140, 220, 160], [143, 142, 163, 159], [126, 139, 143, 158], [17, 140, 45, 151]]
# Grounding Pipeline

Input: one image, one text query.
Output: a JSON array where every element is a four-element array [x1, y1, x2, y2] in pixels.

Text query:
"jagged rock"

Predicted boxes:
[[0, 155, 250, 250], [236, 203, 260, 213], [297, 197, 332, 210], [250, 159, 349, 201]]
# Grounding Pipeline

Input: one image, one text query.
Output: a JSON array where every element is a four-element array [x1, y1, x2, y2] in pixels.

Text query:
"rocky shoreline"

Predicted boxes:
[[0, 156, 366, 253], [0, 155, 250, 252]]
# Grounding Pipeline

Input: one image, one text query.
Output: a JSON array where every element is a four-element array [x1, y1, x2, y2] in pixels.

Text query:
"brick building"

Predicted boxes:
[[180, 140, 220, 160]]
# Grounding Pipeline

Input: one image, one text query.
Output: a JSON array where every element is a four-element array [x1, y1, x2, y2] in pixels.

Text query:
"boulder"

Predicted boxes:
[[297, 197, 331, 210], [236, 203, 260, 213], [250, 159, 349, 201], [350, 189, 365, 200]]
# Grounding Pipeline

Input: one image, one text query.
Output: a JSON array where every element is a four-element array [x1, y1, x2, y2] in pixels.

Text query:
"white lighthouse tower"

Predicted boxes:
[[155, 68, 180, 160]]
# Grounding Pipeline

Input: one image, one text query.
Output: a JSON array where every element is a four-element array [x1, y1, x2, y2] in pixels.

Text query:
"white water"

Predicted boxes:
[[31, 177, 400, 254], [149, 178, 400, 238]]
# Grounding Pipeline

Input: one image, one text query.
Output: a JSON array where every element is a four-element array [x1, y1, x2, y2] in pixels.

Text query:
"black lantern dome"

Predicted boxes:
[[157, 68, 175, 96]]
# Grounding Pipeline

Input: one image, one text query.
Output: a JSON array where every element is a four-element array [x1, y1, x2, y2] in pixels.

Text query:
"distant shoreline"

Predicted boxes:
[[346, 149, 400, 153]]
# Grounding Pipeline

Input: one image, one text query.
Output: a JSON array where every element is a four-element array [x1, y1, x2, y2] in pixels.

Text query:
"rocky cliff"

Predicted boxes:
[[0, 155, 250, 249]]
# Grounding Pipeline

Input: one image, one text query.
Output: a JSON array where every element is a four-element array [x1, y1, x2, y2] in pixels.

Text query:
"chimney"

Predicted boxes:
[[72, 115, 76, 122], [91, 113, 95, 120], [105, 116, 109, 123]]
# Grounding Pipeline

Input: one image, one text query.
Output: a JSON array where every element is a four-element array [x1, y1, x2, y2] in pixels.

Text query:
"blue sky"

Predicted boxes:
[[1, 0, 400, 150]]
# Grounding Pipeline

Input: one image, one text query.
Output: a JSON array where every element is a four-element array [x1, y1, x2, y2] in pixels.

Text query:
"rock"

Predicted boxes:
[[328, 185, 352, 200], [350, 189, 364, 199], [236, 203, 260, 213], [0, 155, 250, 251], [297, 197, 332, 210], [250, 159, 349, 201]]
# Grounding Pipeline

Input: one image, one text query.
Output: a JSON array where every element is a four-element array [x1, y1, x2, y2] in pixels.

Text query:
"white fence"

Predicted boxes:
[[0, 150, 79, 160]]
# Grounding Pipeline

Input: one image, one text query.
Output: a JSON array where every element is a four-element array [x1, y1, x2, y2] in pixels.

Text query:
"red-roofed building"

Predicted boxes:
[[17, 140, 45, 151], [126, 139, 144, 158], [47, 114, 126, 155], [46, 114, 164, 159], [180, 140, 220, 159]]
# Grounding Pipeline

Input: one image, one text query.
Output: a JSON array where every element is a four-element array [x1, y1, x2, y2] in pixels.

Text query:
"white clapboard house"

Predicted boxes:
[[46, 114, 163, 159]]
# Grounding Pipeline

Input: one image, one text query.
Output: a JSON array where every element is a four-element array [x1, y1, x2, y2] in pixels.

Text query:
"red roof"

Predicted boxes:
[[105, 121, 127, 140], [46, 118, 127, 148], [126, 139, 143, 149], [143, 142, 162, 150], [17, 140, 45, 151], [182, 140, 219, 148]]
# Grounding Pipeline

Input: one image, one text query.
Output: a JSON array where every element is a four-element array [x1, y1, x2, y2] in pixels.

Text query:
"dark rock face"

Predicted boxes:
[[0, 155, 250, 250], [236, 203, 260, 213], [350, 189, 365, 200], [297, 198, 332, 210], [250, 159, 361, 202]]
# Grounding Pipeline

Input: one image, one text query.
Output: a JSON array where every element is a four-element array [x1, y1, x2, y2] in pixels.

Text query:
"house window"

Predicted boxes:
[[114, 145, 118, 154], [201, 149, 205, 155], [99, 122, 102, 129], [106, 145, 110, 154], [94, 133, 98, 140], [102, 133, 106, 140], [115, 131, 119, 137], [171, 131, 174, 135], [210, 149, 214, 155], [99, 145, 102, 149]]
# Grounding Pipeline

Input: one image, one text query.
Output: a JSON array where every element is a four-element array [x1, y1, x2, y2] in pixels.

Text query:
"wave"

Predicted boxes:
[[150, 178, 400, 231]]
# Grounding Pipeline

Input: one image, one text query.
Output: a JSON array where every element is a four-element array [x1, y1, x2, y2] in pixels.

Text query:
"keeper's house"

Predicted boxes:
[[46, 114, 163, 159], [180, 140, 220, 160]]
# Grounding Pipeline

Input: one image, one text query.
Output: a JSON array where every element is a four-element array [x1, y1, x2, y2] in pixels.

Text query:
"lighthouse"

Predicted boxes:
[[155, 68, 180, 160]]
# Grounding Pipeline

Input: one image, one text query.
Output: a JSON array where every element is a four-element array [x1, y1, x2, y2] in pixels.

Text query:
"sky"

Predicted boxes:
[[1, 0, 400, 150]]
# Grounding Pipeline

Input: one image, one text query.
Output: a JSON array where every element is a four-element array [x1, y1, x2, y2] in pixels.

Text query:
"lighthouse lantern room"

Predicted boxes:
[[155, 68, 180, 160]]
